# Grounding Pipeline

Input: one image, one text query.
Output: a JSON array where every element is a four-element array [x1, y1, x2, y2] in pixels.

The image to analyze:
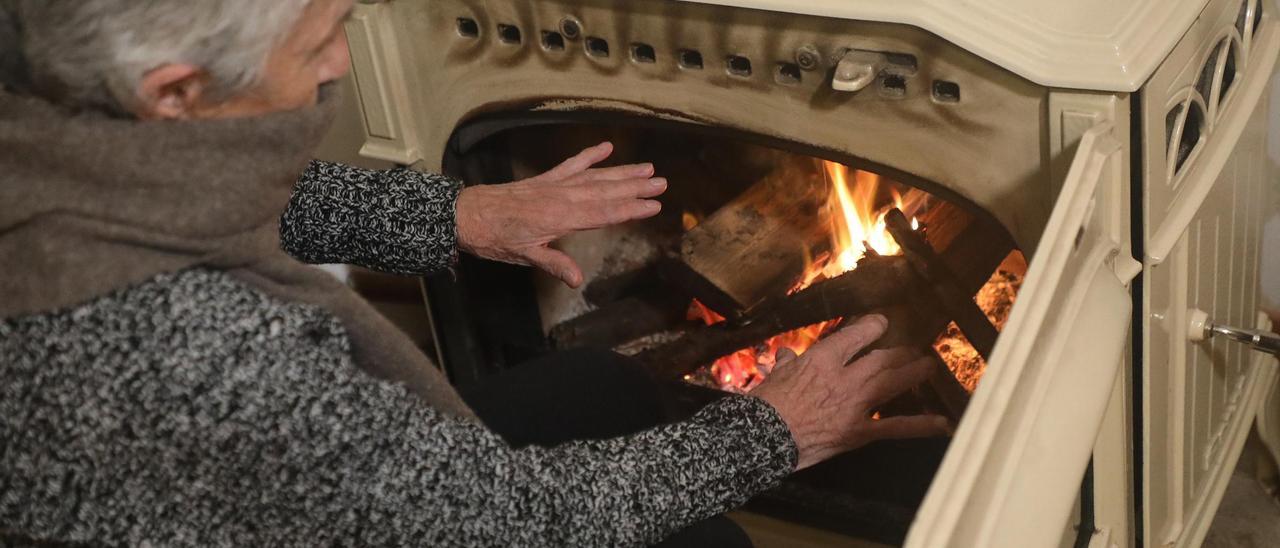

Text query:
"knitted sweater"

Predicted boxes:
[[0, 161, 798, 547]]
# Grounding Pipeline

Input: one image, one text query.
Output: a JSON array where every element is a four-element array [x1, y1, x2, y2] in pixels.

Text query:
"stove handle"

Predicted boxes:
[[832, 50, 887, 92], [1188, 308, 1280, 356]]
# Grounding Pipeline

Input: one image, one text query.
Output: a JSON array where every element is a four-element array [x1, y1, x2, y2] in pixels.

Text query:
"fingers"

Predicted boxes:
[[539, 142, 615, 182], [583, 199, 663, 228], [805, 314, 888, 369], [571, 176, 668, 201], [524, 246, 584, 288], [577, 163, 656, 182], [867, 414, 952, 441], [776, 347, 798, 364], [860, 355, 937, 407]]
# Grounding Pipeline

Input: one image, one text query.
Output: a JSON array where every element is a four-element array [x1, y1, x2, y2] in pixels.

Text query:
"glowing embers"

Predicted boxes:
[[933, 252, 1026, 392], [685, 162, 930, 393], [680, 161, 1026, 394]]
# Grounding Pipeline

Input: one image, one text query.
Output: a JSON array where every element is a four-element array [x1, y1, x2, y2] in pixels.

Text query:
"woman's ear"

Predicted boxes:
[[133, 64, 209, 120]]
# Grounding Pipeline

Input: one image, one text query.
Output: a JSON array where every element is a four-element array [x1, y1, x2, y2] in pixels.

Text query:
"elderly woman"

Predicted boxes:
[[0, 1, 948, 546]]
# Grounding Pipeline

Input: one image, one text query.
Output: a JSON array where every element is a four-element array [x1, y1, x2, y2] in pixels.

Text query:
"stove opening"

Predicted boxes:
[[429, 117, 1026, 544]]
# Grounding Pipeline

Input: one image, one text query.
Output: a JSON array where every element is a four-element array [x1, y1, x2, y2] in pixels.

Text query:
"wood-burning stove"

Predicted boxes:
[[334, 0, 1280, 545]]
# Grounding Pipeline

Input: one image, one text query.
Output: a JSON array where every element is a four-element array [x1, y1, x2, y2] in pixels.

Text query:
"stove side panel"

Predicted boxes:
[[1141, 0, 1280, 545]]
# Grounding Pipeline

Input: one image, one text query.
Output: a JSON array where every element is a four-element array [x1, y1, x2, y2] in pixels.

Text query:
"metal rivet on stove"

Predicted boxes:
[[559, 16, 583, 40], [795, 45, 820, 70]]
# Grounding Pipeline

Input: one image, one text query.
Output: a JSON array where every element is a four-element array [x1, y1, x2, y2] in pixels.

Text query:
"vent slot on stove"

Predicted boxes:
[[631, 43, 657, 64], [1194, 41, 1225, 105], [679, 49, 704, 70], [541, 30, 565, 51], [585, 36, 610, 58], [1253, 0, 1264, 35], [726, 55, 753, 77], [456, 17, 479, 39], [497, 23, 522, 45], [775, 62, 802, 85], [881, 74, 907, 98], [932, 80, 961, 103], [1221, 41, 1239, 106], [1236, 0, 1250, 36], [1166, 101, 1205, 177]]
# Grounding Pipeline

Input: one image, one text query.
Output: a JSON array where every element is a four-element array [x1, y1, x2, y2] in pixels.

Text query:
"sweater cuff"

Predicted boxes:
[[695, 395, 799, 478]]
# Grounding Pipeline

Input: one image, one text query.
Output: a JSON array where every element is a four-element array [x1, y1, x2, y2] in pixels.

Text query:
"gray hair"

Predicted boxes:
[[3, 0, 311, 113]]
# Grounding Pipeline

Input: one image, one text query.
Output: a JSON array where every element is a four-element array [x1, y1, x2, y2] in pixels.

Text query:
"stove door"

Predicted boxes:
[[906, 122, 1139, 547]]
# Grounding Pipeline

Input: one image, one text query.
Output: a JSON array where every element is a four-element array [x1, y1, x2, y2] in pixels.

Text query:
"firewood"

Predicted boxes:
[[550, 289, 690, 350], [637, 255, 918, 379], [884, 208, 999, 360], [640, 196, 1013, 424], [582, 263, 663, 308], [870, 204, 1015, 419], [665, 157, 832, 318]]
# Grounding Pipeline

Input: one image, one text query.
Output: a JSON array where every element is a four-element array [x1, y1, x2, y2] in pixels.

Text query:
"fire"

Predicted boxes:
[[687, 161, 928, 393], [821, 162, 922, 277]]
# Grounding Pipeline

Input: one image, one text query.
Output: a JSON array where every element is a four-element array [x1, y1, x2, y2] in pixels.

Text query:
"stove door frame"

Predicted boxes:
[[906, 121, 1139, 547]]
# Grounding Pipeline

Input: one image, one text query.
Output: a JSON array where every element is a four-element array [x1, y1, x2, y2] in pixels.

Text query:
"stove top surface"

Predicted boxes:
[[674, 0, 1215, 91]]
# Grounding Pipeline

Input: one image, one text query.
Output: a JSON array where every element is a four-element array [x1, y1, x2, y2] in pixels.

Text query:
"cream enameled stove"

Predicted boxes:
[[330, 0, 1280, 546]]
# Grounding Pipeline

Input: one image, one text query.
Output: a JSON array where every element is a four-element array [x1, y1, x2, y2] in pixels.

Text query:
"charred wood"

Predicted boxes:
[[550, 289, 690, 350], [637, 255, 918, 379], [884, 208, 999, 360], [666, 157, 832, 318], [582, 263, 664, 308]]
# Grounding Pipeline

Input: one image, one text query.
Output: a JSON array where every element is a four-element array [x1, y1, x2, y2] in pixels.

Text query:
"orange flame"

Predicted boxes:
[[689, 161, 928, 393]]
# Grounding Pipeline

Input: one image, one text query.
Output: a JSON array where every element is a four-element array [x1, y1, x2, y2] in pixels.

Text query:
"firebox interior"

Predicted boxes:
[[425, 115, 1029, 543]]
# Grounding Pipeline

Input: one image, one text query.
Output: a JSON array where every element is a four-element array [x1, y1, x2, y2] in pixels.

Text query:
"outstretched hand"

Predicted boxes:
[[455, 142, 667, 287], [752, 314, 951, 470]]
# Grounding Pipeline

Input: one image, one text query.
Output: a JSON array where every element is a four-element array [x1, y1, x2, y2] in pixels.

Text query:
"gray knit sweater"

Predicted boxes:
[[0, 161, 798, 547]]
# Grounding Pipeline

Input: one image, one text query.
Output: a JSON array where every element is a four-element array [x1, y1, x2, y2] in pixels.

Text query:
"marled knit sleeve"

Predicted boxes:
[[0, 267, 798, 547], [111, 374, 794, 547], [280, 160, 460, 275], [218, 376, 798, 547]]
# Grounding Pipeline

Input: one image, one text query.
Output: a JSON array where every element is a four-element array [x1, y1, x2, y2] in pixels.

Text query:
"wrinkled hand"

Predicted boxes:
[[455, 142, 667, 287], [752, 315, 951, 470]]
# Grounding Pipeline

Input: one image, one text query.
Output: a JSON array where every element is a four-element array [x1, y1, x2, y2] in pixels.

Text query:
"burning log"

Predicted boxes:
[[638, 157, 1014, 423], [549, 289, 690, 350], [582, 263, 664, 308], [883, 208, 999, 360], [637, 255, 918, 379], [870, 204, 1016, 419], [664, 157, 832, 318]]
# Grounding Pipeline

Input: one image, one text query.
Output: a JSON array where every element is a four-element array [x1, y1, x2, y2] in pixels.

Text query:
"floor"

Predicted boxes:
[[730, 512, 891, 548], [736, 437, 1280, 548], [1203, 437, 1280, 548]]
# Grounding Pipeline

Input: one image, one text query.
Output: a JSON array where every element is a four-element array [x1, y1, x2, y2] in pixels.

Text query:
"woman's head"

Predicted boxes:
[[4, 0, 354, 119]]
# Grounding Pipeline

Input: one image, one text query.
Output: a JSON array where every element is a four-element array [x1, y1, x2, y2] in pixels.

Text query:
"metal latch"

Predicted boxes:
[[832, 50, 887, 92], [1189, 308, 1280, 356]]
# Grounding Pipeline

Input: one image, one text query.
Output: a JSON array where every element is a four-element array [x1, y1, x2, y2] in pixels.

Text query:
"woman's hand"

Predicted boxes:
[[455, 142, 667, 288], [752, 314, 951, 470]]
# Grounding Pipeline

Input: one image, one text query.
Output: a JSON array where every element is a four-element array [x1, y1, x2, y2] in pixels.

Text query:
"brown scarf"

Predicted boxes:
[[0, 87, 474, 419]]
